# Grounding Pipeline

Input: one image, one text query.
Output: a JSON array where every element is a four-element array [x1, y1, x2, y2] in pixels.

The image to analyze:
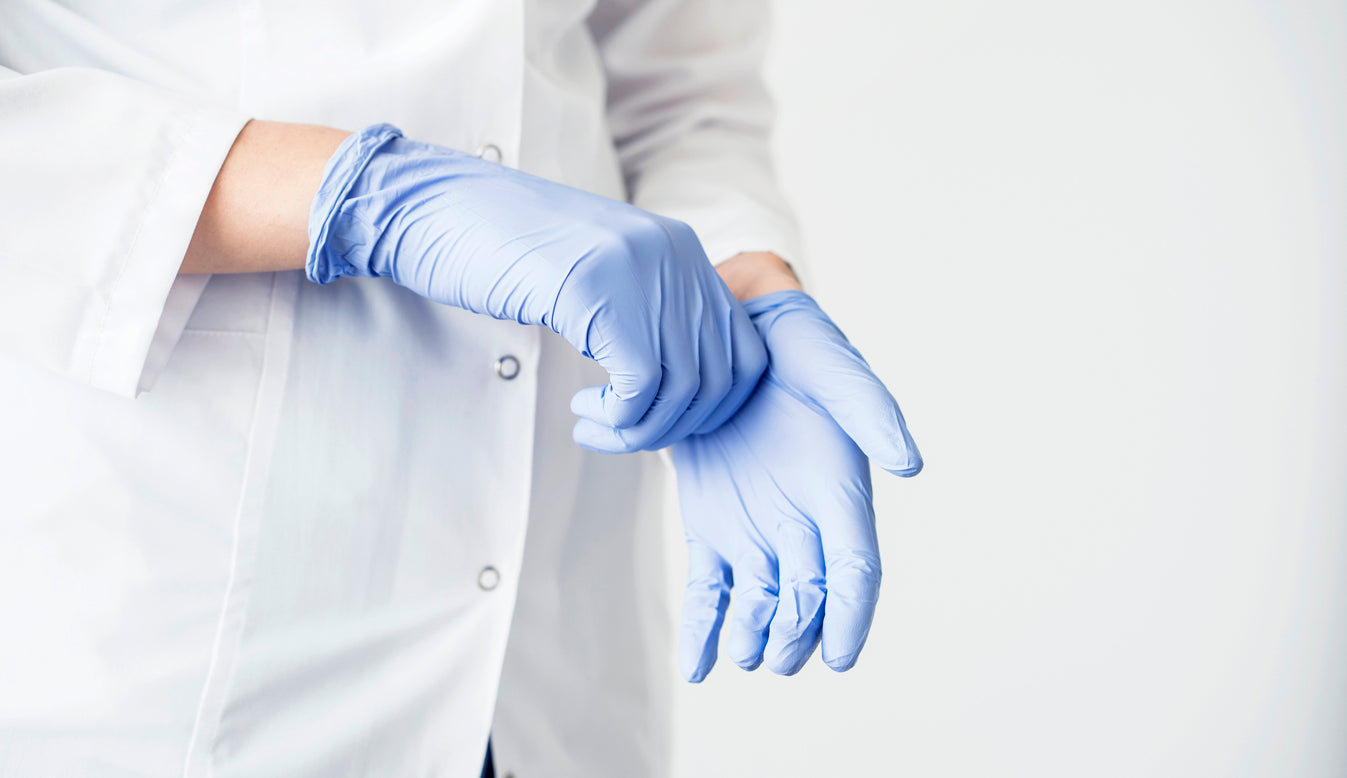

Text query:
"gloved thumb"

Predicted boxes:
[[750, 291, 923, 476]]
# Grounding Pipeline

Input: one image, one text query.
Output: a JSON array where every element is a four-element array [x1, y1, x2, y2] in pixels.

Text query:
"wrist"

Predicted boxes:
[[716, 251, 803, 301], [183, 120, 350, 275]]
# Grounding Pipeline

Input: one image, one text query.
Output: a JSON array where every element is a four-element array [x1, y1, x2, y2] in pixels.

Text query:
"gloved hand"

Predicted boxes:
[[673, 290, 922, 682], [307, 124, 765, 452]]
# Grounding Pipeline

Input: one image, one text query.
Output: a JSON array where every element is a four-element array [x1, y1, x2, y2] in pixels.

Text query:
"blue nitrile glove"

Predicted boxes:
[[672, 290, 922, 682], [307, 124, 766, 452]]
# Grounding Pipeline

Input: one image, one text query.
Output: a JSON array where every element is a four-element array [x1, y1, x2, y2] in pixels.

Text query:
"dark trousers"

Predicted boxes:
[[481, 737, 495, 778]]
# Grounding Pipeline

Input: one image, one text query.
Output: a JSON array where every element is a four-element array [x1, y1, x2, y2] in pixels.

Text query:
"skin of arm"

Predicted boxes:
[[181, 120, 349, 274], [716, 251, 802, 301], [181, 119, 800, 299]]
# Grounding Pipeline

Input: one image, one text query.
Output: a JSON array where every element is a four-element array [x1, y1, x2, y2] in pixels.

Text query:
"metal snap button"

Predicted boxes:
[[475, 143, 503, 163], [477, 566, 500, 591], [494, 355, 520, 380]]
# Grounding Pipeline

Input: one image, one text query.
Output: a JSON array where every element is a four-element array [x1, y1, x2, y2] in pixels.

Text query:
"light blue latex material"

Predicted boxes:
[[307, 124, 766, 452], [672, 290, 922, 682]]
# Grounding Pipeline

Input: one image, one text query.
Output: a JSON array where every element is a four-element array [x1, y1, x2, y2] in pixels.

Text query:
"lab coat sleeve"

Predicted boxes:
[[0, 66, 248, 397], [588, 0, 804, 268]]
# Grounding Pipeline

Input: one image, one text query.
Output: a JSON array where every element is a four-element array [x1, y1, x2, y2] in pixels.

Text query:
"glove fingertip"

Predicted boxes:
[[571, 419, 634, 455], [870, 431, 923, 477], [733, 655, 764, 672], [824, 652, 860, 673], [882, 451, 923, 478], [764, 651, 808, 677], [603, 385, 654, 429], [763, 633, 817, 676], [679, 643, 715, 684], [569, 385, 607, 423]]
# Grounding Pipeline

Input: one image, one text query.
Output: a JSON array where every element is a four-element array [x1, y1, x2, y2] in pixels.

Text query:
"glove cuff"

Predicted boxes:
[[305, 123, 404, 285], [739, 288, 818, 323]]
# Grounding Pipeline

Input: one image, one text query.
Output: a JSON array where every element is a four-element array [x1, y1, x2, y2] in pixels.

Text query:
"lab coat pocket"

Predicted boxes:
[[184, 271, 291, 334]]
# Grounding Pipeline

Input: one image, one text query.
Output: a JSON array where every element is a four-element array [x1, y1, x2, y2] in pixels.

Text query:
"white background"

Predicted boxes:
[[666, 2, 1347, 776]]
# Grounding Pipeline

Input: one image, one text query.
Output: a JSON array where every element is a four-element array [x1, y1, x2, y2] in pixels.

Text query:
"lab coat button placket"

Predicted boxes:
[[477, 566, 501, 591], [475, 143, 503, 164], [494, 355, 520, 380]]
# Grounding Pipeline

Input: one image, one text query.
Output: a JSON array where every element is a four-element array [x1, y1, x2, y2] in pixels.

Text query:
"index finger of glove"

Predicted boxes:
[[816, 493, 882, 672], [571, 344, 662, 430], [571, 340, 699, 453], [556, 260, 665, 429]]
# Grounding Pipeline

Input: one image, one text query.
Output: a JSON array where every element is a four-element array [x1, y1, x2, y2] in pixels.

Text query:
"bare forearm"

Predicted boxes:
[[182, 120, 349, 274], [716, 251, 803, 301]]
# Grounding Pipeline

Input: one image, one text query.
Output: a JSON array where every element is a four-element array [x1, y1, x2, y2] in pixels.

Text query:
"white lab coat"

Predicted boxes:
[[0, 1, 800, 776]]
